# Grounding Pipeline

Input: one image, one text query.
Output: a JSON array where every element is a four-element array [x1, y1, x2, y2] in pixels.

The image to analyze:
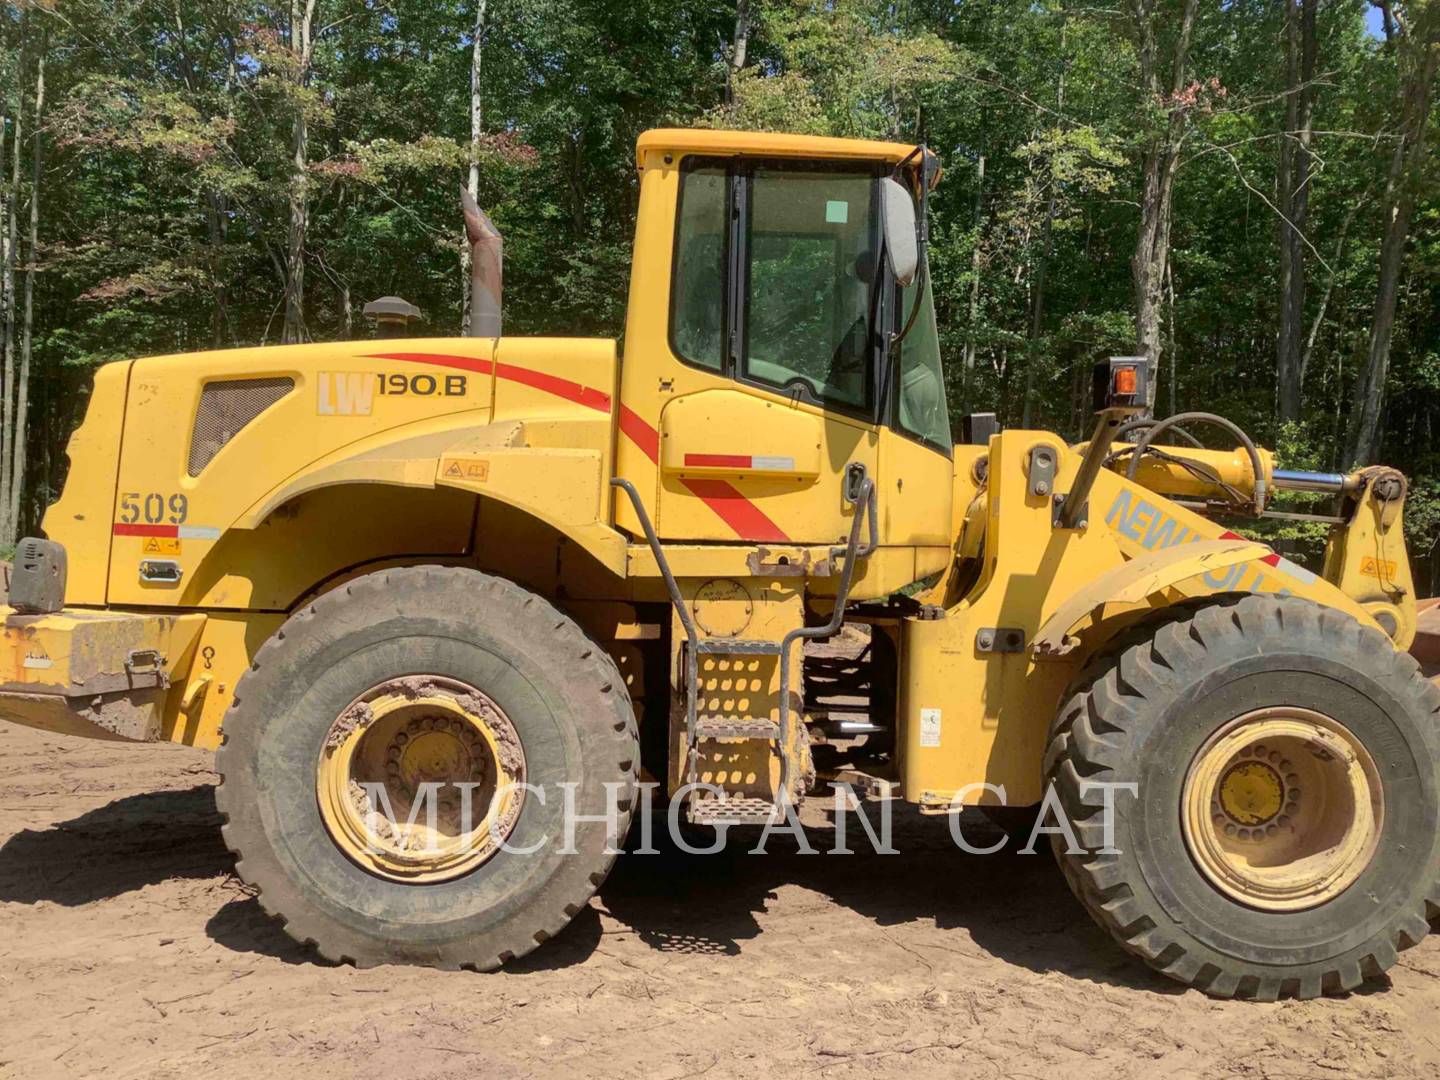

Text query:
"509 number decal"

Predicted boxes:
[[120, 491, 188, 525]]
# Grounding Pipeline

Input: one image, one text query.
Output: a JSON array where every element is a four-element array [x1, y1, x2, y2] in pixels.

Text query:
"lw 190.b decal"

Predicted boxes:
[[318, 371, 468, 415]]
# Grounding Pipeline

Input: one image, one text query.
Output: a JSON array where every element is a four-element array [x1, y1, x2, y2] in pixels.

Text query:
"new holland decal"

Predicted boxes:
[[1105, 487, 1314, 594]]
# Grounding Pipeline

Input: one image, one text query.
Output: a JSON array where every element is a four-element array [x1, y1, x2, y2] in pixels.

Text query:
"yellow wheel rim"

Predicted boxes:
[[1182, 707, 1383, 912], [316, 675, 526, 883]]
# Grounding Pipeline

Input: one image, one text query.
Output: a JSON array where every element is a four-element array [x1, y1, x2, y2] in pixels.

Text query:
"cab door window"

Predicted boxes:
[[742, 167, 879, 410], [671, 159, 883, 417]]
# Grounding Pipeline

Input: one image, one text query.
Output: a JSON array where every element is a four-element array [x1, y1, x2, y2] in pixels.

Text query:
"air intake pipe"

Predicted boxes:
[[462, 186, 502, 338]]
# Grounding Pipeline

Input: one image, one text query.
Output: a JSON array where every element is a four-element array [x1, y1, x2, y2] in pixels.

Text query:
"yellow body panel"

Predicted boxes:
[[43, 363, 130, 605], [100, 339, 493, 608], [877, 426, 954, 550], [161, 611, 284, 747], [660, 389, 825, 479]]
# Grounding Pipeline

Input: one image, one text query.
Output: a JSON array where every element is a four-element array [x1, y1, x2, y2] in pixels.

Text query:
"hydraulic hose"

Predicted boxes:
[[1125, 411, 1268, 515]]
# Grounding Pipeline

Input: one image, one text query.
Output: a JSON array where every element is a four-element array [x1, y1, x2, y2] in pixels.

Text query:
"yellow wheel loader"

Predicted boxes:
[[2, 129, 1435, 1000]]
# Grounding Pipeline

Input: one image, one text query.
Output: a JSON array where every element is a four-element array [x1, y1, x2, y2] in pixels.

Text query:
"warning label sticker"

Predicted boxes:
[[441, 459, 489, 482], [141, 536, 181, 556], [919, 708, 942, 748], [1359, 556, 1397, 579]]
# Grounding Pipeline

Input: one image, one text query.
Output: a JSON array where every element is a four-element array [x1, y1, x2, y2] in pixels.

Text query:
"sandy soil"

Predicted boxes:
[[3, 720, 1440, 1079]]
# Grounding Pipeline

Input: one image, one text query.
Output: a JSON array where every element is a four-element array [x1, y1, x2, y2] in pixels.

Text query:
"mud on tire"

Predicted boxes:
[[1045, 594, 1440, 1000], [215, 566, 639, 969]]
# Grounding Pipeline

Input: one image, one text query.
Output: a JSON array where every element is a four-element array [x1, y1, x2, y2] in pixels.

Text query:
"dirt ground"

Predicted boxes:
[[3, 722, 1440, 1080]]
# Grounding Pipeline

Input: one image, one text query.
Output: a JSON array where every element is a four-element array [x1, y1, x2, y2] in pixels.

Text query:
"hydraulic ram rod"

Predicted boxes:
[[1271, 469, 1362, 495]]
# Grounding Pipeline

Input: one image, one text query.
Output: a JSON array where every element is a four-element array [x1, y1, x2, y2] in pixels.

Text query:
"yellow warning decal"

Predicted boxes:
[[141, 536, 181, 556], [441, 458, 489, 482], [1359, 556, 1396, 579]]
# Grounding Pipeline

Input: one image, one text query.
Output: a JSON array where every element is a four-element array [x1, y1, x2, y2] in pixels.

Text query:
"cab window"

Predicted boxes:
[[670, 166, 727, 371], [894, 268, 951, 449], [742, 167, 878, 410]]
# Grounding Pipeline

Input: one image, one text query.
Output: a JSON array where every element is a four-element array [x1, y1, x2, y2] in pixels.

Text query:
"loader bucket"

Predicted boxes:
[[1409, 597, 1440, 681]]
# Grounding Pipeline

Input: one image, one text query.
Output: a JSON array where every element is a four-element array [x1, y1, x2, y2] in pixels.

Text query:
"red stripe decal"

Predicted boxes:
[[619, 405, 660, 464], [365, 351, 493, 375], [1220, 528, 1276, 558], [680, 479, 790, 543], [493, 361, 612, 413], [684, 453, 752, 469], [113, 523, 179, 538], [369, 352, 786, 544], [368, 351, 610, 412]]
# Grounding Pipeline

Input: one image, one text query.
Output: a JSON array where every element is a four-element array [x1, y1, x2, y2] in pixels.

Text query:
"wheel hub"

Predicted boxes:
[[316, 675, 526, 884], [1182, 707, 1382, 912], [1217, 756, 1289, 829]]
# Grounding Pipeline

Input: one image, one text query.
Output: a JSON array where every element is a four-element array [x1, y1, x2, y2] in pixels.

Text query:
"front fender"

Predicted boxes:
[[1031, 538, 1271, 656]]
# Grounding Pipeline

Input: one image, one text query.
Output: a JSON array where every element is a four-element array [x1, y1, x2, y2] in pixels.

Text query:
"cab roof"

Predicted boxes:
[[636, 128, 937, 185]]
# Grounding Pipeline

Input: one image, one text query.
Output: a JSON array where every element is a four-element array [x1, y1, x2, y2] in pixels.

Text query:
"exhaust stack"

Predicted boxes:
[[462, 187, 503, 338]]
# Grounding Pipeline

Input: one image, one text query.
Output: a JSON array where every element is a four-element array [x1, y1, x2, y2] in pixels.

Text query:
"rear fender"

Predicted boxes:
[[235, 414, 628, 581]]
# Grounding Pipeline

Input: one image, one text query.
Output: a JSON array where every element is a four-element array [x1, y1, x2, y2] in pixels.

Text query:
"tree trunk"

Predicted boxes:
[[210, 32, 239, 347], [282, 0, 318, 345], [337, 275, 352, 339], [1346, 7, 1440, 467], [961, 152, 985, 410], [1128, 0, 1198, 413], [8, 31, 45, 538], [726, 0, 750, 103], [0, 17, 27, 545], [1302, 189, 1365, 383], [1020, 187, 1057, 427], [1276, 0, 1317, 425], [1022, 14, 1068, 428], [462, 0, 488, 334], [1166, 259, 1178, 416]]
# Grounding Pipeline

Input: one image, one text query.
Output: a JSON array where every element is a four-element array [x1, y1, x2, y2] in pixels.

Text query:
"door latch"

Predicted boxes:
[[139, 559, 183, 584]]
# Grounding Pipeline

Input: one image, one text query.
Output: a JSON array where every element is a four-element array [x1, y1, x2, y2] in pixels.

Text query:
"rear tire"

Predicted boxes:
[[1045, 594, 1440, 999], [215, 566, 638, 969]]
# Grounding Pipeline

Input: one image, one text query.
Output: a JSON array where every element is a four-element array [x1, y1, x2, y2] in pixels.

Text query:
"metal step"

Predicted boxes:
[[688, 795, 781, 826], [695, 718, 782, 740], [696, 638, 784, 655]]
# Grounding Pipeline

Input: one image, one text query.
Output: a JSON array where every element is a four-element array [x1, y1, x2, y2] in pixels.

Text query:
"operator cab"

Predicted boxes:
[[670, 156, 947, 448], [616, 130, 953, 585]]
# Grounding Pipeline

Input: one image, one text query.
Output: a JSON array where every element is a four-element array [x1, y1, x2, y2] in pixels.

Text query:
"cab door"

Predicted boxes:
[[654, 158, 883, 546], [877, 265, 954, 575]]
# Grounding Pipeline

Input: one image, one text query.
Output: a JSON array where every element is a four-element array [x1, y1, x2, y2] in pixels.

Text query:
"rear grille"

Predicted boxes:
[[187, 377, 294, 476]]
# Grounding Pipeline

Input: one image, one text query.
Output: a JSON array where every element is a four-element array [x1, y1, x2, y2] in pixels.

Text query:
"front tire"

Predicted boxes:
[[1046, 595, 1440, 999], [215, 566, 638, 969]]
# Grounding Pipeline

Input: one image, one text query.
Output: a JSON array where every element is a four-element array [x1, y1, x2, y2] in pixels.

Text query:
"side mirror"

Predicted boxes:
[[880, 177, 919, 287]]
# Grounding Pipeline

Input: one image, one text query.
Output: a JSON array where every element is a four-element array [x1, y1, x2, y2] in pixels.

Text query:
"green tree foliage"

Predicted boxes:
[[0, 0, 1437, 580]]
